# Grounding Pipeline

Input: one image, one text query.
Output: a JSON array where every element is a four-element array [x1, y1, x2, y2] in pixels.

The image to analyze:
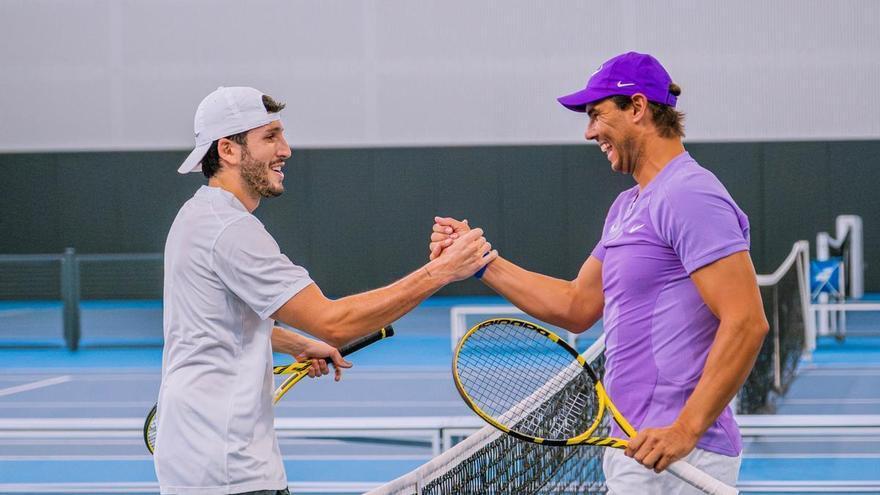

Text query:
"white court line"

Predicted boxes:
[[0, 402, 153, 409], [0, 438, 141, 446], [0, 368, 157, 375], [745, 453, 880, 459], [0, 400, 463, 409], [0, 375, 156, 383], [0, 376, 72, 398], [746, 436, 880, 444], [799, 369, 880, 376], [1, 371, 450, 382], [0, 367, 450, 376], [275, 401, 464, 408], [782, 398, 880, 405], [0, 455, 429, 462]]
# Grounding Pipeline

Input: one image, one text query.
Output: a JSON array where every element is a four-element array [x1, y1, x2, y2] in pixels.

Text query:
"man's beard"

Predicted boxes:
[[240, 147, 283, 198], [615, 134, 641, 175]]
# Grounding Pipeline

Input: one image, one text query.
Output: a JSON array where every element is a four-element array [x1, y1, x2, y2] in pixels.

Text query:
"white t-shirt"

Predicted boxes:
[[154, 185, 313, 494]]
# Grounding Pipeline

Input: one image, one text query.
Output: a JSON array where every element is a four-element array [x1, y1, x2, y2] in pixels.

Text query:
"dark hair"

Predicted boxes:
[[610, 83, 685, 139], [201, 94, 287, 178]]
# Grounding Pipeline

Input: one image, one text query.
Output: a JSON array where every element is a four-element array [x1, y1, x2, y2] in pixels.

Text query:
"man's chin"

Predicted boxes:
[[263, 189, 284, 198], [263, 187, 284, 198], [610, 160, 634, 175]]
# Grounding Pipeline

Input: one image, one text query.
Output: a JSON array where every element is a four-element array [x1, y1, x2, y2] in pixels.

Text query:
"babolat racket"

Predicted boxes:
[[453, 318, 738, 495], [144, 325, 394, 454]]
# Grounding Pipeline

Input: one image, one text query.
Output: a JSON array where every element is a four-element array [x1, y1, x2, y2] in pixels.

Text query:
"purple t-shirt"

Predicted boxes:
[[591, 152, 749, 457]]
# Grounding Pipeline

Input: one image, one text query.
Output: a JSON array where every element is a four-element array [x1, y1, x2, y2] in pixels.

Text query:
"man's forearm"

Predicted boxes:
[[319, 264, 446, 344], [270, 326, 310, 356], [275, 228, 494, 347], [481, 257, 601, 332]]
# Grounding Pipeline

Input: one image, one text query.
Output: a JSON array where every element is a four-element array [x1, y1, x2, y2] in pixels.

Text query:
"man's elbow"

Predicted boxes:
[[320, 333, 347, 349], [745, 312, 770, 345], [556, 317, 600, 335], [559, 319, 593, 334], [753, 311, 770, 335], [272, 316, 347, 348], [298, 319, 345, 348], [721, 311, 769, 347], [558, 305, 603, 334]]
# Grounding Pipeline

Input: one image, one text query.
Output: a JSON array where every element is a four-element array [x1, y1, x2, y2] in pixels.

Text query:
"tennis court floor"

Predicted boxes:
[[1, 297, 878, 494]]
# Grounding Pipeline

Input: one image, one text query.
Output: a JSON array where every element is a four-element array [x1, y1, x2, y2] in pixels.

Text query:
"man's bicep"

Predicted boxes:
[[690, 251, 764, 321], [271, 283, 334, 338]]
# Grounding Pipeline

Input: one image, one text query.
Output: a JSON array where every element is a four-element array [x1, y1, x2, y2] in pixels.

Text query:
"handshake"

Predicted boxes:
[[423, 216, 498, 284]]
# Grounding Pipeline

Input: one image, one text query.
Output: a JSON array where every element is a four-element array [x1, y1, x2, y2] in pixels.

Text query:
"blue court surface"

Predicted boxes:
[[1, 297, 879, 494]]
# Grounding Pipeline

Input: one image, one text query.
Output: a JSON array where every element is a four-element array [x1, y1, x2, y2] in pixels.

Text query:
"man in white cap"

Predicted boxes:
[[155, 86, 497, 494]]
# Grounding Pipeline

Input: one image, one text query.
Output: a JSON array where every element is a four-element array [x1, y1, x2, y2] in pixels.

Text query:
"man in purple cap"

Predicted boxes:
[[428, 52, 768, 493], [156, 86, 496, 494]]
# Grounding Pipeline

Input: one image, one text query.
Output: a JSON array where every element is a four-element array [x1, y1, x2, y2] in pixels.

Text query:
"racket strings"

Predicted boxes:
[[512, 372, 597, 439], [148, 421, 157, 447], [457, 321, 600, 441], [146, 408, 158, 452]]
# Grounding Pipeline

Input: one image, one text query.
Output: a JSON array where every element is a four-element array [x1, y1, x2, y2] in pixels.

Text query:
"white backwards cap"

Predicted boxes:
[[178, 86, 282, 174]]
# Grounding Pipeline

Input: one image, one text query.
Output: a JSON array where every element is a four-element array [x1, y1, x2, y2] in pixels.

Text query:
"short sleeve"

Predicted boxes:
[[651, 180, 750, 274], [591, 240, 606, 262], [212, 217, 314, 320]]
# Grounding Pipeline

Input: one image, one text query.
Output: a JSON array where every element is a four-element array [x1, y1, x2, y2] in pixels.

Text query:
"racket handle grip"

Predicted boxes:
[[277, 326, 395, 373], [331, 325, 395, 361], [667, 459, 738, 495], [274, 325, 394, 403]]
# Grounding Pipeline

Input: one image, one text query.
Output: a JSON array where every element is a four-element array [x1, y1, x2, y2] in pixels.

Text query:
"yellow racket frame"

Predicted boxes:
[[453, 317, 637, 447]]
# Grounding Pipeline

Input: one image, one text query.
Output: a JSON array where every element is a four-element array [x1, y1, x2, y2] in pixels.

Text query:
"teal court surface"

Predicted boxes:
[[1, 297, 879, 494]]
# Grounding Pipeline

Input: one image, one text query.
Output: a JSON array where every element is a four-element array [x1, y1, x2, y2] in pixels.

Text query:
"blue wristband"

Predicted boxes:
[[473, 252, 492, 279]]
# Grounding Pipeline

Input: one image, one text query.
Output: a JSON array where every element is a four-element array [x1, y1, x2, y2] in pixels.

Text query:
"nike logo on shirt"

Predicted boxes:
[[628, 224, 645, 233]]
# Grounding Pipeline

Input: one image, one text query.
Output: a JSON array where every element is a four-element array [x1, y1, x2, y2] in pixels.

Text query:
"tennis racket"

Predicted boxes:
[[144, 325, 394, 454], [453, 318, 738, 495]]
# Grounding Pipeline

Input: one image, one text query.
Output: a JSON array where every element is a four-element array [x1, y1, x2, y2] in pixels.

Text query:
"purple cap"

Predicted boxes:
[[557, 52, 677, 112]]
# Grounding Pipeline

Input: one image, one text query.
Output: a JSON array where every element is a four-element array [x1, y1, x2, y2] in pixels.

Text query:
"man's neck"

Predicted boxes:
[[208, 174, 260, 212], [632, 136, 686, 190]]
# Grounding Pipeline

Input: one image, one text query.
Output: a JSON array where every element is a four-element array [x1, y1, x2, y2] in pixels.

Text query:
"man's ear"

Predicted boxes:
[[630, 93, 650, 124], [217, 138, 240, 166]]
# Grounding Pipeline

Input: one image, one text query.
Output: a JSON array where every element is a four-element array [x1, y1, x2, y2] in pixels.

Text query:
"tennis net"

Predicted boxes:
[[367, 241, 810, 494], [366, 335, 609, 495], [738, 240, 811, 414]]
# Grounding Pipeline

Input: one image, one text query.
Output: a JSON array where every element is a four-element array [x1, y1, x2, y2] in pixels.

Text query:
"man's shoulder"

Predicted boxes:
[[667, 155, 721, 185], [183, 193, 259, 228], [169, 197, 263, 255], [655, 158, 729, 203]]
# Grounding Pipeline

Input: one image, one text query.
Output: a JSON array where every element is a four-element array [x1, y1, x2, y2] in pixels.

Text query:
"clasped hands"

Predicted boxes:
[[425, 216, 496, 282]]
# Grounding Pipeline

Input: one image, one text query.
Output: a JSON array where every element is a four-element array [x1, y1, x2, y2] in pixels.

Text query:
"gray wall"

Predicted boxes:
[[2, 0, 879, 152], [2, 141, 877, 296]]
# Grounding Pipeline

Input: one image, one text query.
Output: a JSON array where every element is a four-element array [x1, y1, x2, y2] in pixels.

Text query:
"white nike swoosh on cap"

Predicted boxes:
[[617, 82, 636, 87]]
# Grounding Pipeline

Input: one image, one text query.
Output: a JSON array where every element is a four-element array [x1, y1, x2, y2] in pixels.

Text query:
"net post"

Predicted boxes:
[[771, 285, 782, 393], [61, 247, 81, 351], [796, 241, 816, 357], [836, 215, 863, 299], [815, 232, 831, 336]]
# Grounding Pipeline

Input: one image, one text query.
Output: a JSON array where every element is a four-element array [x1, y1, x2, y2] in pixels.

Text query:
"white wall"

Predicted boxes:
[[1, 0, 878, 152]]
